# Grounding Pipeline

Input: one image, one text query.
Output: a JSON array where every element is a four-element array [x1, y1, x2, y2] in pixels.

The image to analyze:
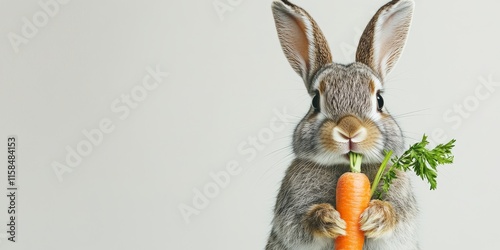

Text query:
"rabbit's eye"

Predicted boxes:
[[376, 91, 384, 111], [312, 90, 320, 111]]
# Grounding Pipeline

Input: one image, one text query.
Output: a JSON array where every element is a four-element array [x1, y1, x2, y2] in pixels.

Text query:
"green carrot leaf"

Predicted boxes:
[[376, 135, 455, 198]]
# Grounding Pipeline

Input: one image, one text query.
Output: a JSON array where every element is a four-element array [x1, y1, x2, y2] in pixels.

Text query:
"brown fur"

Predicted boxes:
[[336, 115, 362, 137], [320, 120, 339, 152], [361, 200, 398, 238], [304, 203, 347, 238]]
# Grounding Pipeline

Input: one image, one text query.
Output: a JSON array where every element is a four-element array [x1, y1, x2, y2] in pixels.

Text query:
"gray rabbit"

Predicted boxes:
[[266, 0, 419, 249]]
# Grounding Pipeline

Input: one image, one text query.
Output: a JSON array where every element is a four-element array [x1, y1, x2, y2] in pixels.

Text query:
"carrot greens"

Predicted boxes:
[[350, 135, 456, 199]]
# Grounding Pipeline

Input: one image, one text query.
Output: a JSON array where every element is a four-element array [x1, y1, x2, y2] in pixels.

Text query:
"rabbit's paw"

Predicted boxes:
[[360, 200, 397, 238], [304, 203, 346, 238]]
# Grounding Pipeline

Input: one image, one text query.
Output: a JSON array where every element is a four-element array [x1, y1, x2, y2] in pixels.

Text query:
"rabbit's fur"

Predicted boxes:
[[267, 0, 419, 249]]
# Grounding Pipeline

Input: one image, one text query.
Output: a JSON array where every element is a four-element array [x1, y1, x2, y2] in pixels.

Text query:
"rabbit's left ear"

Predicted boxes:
[[356, 0, 414, 81], [272, 0, 332, 90]]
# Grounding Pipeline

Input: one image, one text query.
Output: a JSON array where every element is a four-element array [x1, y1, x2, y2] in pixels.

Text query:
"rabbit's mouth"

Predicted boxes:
[[343, 151, 366, 162], [305, 149, 384, 166]]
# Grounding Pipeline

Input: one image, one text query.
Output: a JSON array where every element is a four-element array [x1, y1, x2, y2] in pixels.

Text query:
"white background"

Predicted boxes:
[[0, 0, 499, 249]]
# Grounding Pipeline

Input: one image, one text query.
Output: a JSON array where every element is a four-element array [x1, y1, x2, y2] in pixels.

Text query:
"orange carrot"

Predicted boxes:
[[335, 172, 371, 250]]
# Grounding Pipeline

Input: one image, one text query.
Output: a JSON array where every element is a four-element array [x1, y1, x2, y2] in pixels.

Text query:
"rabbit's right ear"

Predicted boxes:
[[272, 0, 332, 91], [356, 0, 414, 81]]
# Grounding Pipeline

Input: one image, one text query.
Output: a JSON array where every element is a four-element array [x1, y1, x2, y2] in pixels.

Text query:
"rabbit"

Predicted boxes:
[[266, 0, 419, 249]]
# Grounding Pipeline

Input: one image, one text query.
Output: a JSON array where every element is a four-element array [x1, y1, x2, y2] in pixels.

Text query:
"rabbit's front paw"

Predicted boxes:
[[360, 200, 397, 238], [304, 203, 346, 238]]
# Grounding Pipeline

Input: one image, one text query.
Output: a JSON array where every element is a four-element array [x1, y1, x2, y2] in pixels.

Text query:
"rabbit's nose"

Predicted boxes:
[[333, 126, 368, 143], [332, 115, 368, 144]]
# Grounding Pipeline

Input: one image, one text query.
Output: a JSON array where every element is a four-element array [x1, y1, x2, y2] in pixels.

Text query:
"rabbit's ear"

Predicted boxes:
[[272, 0, 332, 89], [356, 0, 414, 81]]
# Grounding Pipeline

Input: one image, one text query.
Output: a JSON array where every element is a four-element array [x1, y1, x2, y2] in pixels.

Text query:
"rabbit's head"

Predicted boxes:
[[272, 0, 414, 165]]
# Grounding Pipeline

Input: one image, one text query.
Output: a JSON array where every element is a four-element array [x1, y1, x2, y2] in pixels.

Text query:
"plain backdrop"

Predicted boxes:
[[0, 0, 499, 249]]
